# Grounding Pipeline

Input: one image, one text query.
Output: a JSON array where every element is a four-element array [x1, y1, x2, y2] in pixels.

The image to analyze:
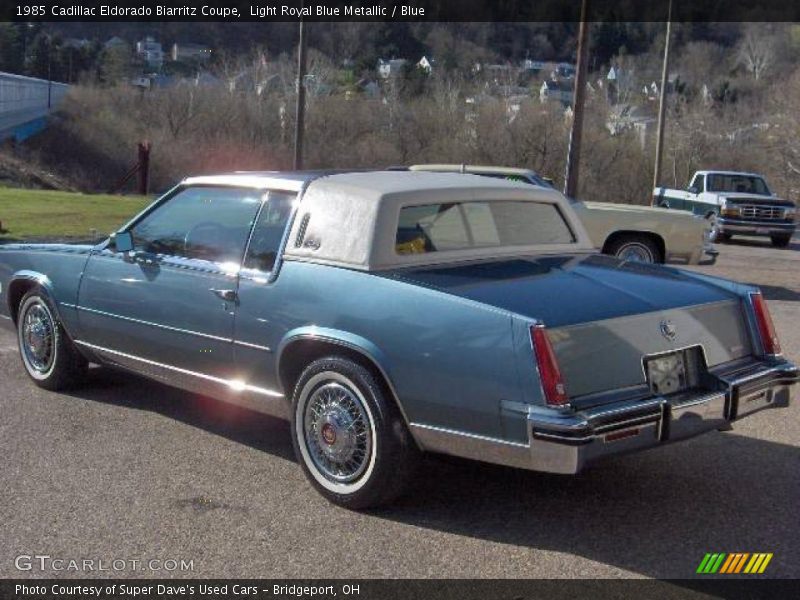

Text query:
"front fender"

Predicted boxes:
[[6, 271, 56, 321]]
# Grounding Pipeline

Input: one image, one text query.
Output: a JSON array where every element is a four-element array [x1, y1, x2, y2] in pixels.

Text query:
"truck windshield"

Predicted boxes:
[[707, 174, 771, 196]]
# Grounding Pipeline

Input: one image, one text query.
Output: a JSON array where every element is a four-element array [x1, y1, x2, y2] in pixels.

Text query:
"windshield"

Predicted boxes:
[[707, 174, 771, 196]]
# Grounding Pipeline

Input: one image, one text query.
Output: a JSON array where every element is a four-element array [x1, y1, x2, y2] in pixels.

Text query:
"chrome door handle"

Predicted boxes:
[[210, 288, 238, 302]]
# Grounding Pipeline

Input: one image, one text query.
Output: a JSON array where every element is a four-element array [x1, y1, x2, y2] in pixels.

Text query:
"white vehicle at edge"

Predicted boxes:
[[653, 170, 797, 247]]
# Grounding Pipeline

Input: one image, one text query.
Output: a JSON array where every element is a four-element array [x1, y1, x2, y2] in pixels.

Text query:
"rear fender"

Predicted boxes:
[[275, 326, 420, 443], [277, 326, 395, 394]]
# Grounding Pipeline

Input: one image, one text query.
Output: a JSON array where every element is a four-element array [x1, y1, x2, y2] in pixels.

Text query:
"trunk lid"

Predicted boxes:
[[384, 254, 753, 399]]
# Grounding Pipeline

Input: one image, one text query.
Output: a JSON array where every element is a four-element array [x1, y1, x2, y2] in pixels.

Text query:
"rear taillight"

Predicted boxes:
[[750, 292, 781, 356], [531, 325, 569, 406]]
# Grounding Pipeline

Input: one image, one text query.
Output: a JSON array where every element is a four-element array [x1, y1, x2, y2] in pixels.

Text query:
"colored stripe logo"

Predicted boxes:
[[697, 553, 773, 574]]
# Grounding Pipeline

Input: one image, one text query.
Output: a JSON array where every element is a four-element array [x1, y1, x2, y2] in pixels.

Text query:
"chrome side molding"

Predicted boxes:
[[73, 340, 288, 419]]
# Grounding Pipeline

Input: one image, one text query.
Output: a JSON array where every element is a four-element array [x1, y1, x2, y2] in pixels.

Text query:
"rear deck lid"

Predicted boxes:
[[382, 253, 736, 328]]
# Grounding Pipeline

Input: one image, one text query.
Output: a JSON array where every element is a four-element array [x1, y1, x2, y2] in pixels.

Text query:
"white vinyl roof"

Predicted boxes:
[[284, 171, 592, 270], [179, 170, 593, 271]]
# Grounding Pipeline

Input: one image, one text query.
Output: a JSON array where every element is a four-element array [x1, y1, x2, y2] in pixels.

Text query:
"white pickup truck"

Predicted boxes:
[[653, 170, 797, 247]]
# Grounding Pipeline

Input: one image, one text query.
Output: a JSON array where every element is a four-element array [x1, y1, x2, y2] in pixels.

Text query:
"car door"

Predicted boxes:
[[231, 190, 296, 398], [76, 185, 265, 384]]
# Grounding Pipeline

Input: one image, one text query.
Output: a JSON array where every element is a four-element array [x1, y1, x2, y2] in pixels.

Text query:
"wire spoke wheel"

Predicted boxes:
[[303, 380, 373, 484], [616, 242, 655, 263], [292, 357, 419, 508], [19, 300, 56, 376], [295, 368, 379, 496]]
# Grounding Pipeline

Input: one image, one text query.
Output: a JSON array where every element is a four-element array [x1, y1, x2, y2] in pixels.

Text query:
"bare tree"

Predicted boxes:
[[738, 24, 775, 81]]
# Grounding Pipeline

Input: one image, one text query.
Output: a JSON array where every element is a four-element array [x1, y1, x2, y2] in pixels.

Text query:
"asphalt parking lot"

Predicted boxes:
[[1, 236, 799, 580]]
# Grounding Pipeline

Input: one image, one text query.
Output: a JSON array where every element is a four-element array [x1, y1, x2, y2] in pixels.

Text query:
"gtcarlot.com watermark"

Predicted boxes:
[[14, 554, 194, 573]]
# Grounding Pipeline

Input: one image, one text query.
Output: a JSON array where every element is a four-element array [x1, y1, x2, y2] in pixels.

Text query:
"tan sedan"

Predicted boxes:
[[407, 165, 716, 265]]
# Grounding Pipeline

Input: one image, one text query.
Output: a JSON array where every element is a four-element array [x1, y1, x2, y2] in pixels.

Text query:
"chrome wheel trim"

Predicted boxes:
[[707, 214, 720, 242], [296, 371, 377, 494], [616, 242, 655, 263], [18, 297, 58, 380]]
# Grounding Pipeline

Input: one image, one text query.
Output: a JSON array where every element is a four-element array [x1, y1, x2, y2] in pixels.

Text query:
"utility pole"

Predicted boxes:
[[652, 0, 674, 197], [293, 15, 308, 170], [563, 0, 590, 199]]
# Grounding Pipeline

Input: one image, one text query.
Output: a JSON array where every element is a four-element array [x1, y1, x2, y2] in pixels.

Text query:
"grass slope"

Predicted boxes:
[[0, 188, 151, 241]]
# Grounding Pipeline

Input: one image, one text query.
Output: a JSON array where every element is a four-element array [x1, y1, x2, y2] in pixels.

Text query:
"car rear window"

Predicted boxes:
[[396, 201, 575, 255]]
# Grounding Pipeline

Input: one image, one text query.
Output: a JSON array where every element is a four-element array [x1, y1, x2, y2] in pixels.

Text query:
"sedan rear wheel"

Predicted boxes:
[[606, 235, 662, 264], [291, 356, 419, 509], [707, 213, 723, 243], [17, 290, 87, 390]]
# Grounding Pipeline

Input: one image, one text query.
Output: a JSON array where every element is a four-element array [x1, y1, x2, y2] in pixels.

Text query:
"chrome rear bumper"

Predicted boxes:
[[526, 358, 798, 474]]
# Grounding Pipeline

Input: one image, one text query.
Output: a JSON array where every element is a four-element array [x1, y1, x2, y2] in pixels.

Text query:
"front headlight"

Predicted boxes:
[[785, 207, 797, 220], [720, 202, 741, 217]]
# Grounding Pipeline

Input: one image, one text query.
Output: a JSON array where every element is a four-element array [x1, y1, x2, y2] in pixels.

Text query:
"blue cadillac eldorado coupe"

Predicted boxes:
[[0, 171, 797, 508]]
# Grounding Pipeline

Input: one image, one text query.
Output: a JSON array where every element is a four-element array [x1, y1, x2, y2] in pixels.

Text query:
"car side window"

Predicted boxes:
[[130, 186, 263, 264], [243, 191, 296, 273]]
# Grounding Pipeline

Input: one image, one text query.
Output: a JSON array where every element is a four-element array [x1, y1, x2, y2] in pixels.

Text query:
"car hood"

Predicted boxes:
[[383, 253, 738, 328]]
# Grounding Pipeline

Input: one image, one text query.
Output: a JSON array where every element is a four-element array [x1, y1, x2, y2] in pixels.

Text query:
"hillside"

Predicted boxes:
[[0, 188, 150, 242]]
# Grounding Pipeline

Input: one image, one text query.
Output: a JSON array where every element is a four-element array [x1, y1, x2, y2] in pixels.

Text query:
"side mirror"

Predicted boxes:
[[687, 186, 699, 195], [110, 231, 133, 253]]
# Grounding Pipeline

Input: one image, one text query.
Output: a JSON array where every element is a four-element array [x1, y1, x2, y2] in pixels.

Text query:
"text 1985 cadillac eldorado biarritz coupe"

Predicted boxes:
[[0, 171, 796, 508]]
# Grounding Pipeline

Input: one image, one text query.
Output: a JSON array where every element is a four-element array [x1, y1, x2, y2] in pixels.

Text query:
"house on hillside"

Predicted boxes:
[[642, 81, 660, 101], [606, 103, 657, 148], [522, 59, 548, 73], [539, 79, 573, 105], [135, 37, 164, 70], [377, 58, 408, 78], [417, 56, 435, 74], [483, 63, 514, 84]]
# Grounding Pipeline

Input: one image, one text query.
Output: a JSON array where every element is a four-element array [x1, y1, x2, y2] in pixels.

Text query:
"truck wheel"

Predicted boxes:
[[771, 234, 792, 248], [16, 290, 88, 390], [291, 356, 419, 509], [606, 235, 662, 264]]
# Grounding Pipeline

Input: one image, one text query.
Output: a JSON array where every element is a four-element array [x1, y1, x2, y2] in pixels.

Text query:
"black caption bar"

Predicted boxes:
[[3, 0, 800, 22], [0, 580, 796, 600]]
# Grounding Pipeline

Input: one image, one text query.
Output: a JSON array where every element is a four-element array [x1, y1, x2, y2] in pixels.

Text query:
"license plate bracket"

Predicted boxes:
[[644, 347, 703, 396]]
